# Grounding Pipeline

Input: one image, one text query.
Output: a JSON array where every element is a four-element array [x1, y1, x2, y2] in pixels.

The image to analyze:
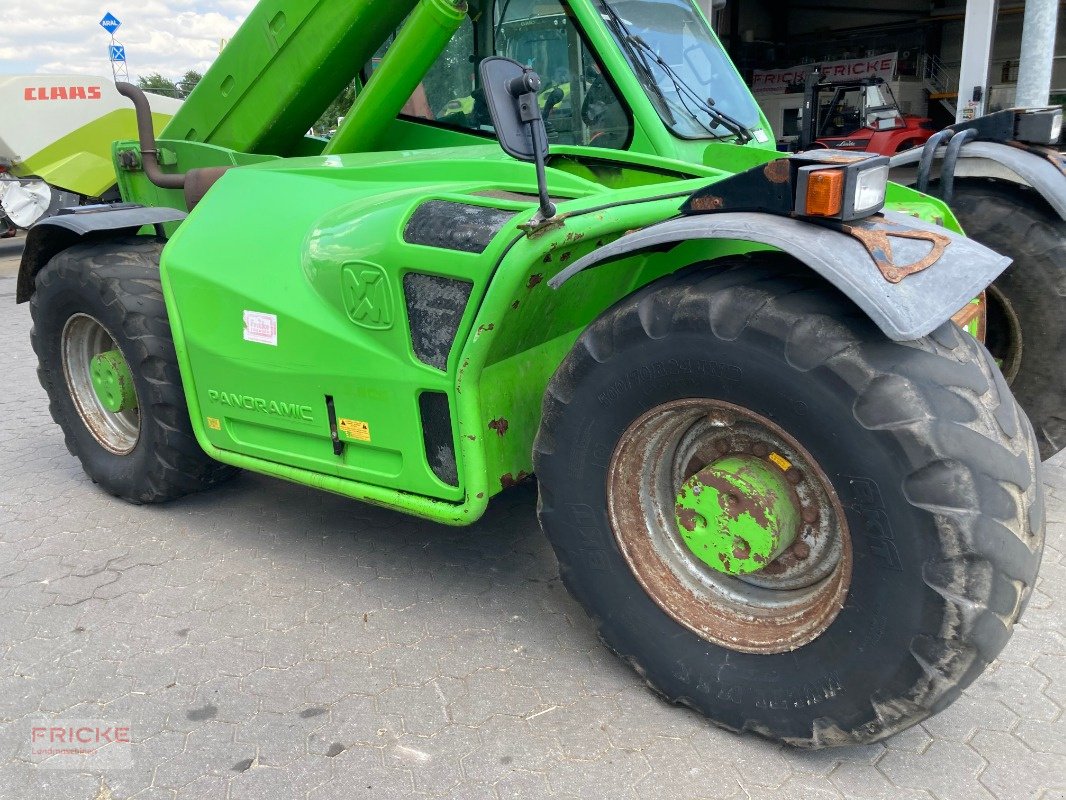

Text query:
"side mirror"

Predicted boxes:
[[479, 56, 556, 222], [479, 56, 547, 163]]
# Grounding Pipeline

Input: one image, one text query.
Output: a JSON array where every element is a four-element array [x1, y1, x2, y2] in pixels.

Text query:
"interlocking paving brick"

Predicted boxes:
[[1, 264, 1064, 799]]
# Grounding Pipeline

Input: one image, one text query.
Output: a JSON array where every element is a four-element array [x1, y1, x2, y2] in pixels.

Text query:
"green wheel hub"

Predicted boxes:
[[89, 349, 137, 414], [674, 455, 800, 575]]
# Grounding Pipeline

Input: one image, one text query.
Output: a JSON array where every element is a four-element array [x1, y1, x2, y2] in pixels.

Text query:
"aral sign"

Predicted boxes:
[[753, 52, 898, 94]]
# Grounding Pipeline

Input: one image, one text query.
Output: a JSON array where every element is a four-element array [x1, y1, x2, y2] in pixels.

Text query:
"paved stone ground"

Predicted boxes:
[[1, 234, 1064, 800]]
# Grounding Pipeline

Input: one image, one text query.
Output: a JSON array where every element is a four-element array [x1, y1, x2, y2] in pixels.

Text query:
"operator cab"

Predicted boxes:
[[362, 0, 764, 156], [366, 0, 632, 150]]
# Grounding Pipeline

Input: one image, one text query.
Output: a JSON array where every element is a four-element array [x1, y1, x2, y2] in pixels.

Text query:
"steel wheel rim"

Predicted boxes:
[[607, 398, 852, 655], [62, 313, 140, 455]]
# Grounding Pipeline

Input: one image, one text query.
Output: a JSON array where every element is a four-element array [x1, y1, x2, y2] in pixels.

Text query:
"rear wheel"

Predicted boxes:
[[534, 259, 1044, 747], [30, 238, 237, 503], [951, 179, 1066, 459]]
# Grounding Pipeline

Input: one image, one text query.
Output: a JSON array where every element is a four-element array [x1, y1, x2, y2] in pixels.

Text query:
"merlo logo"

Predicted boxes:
[[341, 263, 393, 330]]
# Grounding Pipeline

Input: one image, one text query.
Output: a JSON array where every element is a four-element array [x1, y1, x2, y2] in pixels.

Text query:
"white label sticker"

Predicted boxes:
[[753, 129, 770, 143], [243, 311, 277, 346]]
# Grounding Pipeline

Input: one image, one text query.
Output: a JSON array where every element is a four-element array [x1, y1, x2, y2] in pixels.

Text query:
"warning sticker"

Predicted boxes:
[[207, 417, 222, 431], [339, 418, 371, 442], [243, 310, 278, 346], [768, 452, 793, 472]]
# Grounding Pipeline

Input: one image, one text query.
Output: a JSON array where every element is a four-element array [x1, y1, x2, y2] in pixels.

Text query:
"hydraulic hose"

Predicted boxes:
[[940, 127, 978, 204], [915, 128, 953, 196], [115, 82, 186, 190]]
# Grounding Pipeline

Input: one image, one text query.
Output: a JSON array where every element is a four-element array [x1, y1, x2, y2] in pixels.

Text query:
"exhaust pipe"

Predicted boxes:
[[115, 82, 186, 190]]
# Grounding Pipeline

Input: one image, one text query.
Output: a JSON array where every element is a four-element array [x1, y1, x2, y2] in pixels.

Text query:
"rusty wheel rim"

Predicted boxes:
[[985, 285, 1023, 385], [607, 399, 852, 655], [62, 313, 140, 455]]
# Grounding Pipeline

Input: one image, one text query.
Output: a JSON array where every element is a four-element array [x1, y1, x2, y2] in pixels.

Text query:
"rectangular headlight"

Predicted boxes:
[[1015, 108, 1063, 145], [852, 164, 890, 215], [794, 152, 890, 221]]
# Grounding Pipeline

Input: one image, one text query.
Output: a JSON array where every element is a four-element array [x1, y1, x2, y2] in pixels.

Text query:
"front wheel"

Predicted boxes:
[[30, 238, 237, 503], [534, 259, 1044, 747]]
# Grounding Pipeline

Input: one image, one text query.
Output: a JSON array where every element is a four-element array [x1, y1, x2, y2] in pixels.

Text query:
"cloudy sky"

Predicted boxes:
[[0, 1, 254, 81]]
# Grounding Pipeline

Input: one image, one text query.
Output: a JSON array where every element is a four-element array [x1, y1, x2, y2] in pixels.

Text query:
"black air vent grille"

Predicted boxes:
[[419, 392, 458, 486], [404, 200, 516, 254], [403, 273, 473, 370]]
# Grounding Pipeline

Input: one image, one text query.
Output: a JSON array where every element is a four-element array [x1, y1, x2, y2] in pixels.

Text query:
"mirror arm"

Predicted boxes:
[[513, 85, 557, 221]]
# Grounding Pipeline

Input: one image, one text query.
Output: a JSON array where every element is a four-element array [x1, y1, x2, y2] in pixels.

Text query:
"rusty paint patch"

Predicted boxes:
[[500, 470, 531, 489], [951, 291, 988, 343], [676, 505, 699, 532], [511, 300, 520, 309], [527, 273, 544, 289], [688, 195, 724, 212], [476, 323, 495, 335], [763, 159, 791, 184], [560, 252, 572, 263], [488, 417, 509, 437], [839, 216, 951, 283], [693, 468, 773, 529]]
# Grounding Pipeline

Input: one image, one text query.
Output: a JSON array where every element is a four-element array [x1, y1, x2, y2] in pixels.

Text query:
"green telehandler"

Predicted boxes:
[[16, 0, 1047, 747]]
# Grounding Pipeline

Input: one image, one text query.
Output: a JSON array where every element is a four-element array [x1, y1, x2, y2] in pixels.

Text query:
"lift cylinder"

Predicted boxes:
[[325, 0, 468, 155]]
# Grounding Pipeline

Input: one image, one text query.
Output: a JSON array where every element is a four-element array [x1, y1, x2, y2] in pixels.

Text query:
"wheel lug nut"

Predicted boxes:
[[802, 507, 820, 524], [791, 541, 811, 560], [752, 443, 769, 457], [714, 439, 731, 454], [785, 467, 803, 485]]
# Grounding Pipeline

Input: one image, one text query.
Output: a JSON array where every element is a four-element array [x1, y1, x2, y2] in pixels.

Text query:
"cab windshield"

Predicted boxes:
[[601, 0, 762, 140]]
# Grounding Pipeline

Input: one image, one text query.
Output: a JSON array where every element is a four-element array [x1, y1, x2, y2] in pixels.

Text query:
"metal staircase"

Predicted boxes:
[[921, 54, 960, 116]]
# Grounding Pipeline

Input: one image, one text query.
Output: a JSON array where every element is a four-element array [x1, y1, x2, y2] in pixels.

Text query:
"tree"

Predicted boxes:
[[177, 70, 203, 99], [314, 80, 357, 135], [137, 73, 180, 98]]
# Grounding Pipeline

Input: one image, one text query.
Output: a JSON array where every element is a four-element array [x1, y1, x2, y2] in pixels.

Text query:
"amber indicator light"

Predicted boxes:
[[804, 169, 844, 217]]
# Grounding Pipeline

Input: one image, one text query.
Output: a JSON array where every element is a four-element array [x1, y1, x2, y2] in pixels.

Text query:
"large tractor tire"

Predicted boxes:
[[30, 238, 237, 503], [951, 179, 1066, 460], [534, 258, 1044, 747]]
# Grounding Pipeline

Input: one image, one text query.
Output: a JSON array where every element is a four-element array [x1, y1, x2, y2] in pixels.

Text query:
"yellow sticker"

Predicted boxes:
[[207, 417, 222, 431], [768, 452, 792, 472], [339, 418, 371, 442]]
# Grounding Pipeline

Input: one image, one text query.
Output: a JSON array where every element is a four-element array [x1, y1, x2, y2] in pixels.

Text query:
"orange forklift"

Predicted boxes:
[[799, 68, 937, 154]]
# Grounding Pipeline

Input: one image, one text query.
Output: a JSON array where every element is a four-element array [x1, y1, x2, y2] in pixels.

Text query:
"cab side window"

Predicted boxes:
[[381, 0, 632, 149]]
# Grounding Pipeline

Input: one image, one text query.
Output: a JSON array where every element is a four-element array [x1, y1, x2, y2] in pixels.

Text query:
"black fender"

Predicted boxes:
[[890, 141, 1066, 221], [15, 204, 186, 303], [549, 210, 1011, 342]]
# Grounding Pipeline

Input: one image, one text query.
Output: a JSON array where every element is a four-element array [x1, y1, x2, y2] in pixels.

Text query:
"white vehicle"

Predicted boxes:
[[0, 75, 182, 229]]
